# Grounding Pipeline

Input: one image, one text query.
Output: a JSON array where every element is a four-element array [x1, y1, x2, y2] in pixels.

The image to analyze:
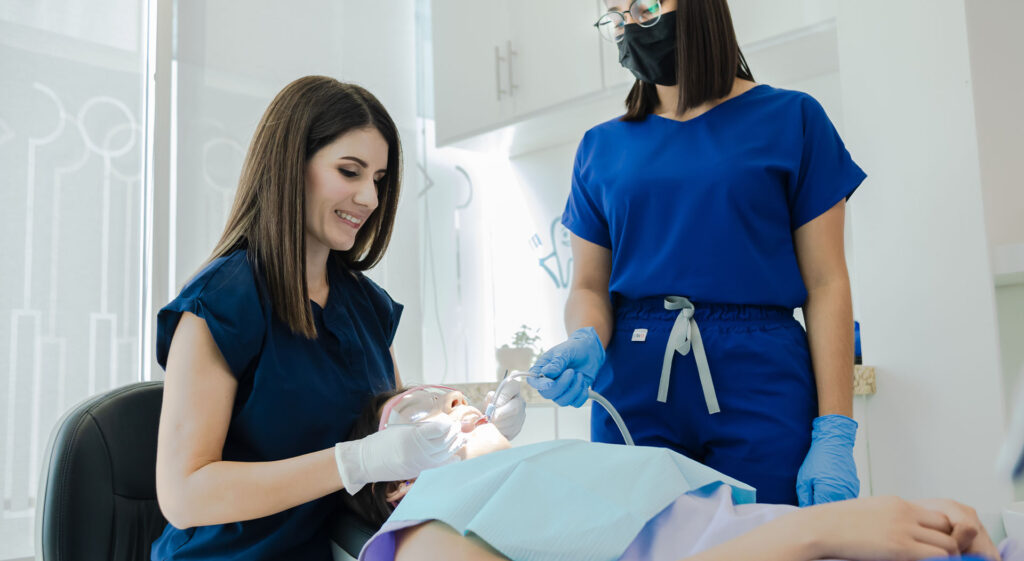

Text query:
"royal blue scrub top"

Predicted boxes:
[[563, 84, 866, 308], [150, 249, 402, 561]]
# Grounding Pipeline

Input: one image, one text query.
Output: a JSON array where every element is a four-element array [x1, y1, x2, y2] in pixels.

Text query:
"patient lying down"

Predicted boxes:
[[340, 388, 1008, 561]]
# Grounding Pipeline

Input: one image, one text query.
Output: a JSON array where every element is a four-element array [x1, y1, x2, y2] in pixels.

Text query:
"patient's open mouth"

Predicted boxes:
[[460, 412, 488, 432]]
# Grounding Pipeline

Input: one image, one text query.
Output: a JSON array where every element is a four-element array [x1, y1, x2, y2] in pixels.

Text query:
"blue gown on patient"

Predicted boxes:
[[376, 440, 755, 561], [362, 442, 1013, 561], [150, 249, 402, 561]]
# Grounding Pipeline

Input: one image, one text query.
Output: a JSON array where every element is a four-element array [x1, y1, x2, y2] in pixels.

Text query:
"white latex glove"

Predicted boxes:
[[334, 419, 465, 494], [485, 379, 526, 441]]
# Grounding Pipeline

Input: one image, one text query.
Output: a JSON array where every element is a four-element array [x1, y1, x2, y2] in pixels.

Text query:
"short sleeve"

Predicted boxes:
[[156, 251, 266, 377], [358, 275, 404, 347], [562, 134, 612, 249], [788, 95, 867, 230]]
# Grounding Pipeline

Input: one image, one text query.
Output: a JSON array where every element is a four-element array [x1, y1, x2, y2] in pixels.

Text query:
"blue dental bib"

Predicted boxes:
[[387, 440, 755, 561]]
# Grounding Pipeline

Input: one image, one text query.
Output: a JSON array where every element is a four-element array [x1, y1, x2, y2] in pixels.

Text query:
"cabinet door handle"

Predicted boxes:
[[495, 45, 508, 101], [506, 40, 518, 96]]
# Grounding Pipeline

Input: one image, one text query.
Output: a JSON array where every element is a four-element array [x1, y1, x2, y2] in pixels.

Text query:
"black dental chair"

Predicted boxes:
[[328, 508, 379, 560], [36, 381, 167, 560], [36, 380, 374, 560]]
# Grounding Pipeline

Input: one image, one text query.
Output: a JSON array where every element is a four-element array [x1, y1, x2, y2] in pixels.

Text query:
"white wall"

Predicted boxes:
[[416, 139, 500, 385], [728, 0, 836, 44], [965, 0, 1024, 249], [333, 3, 424, 384], [505, 141, 582, 350], [965, 4, 1024, 492], [837, 0, 1013, 531]]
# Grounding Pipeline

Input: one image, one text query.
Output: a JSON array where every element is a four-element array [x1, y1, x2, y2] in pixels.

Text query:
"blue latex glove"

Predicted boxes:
[[796, 414, 860, 506], [527, 327, 605, 408]]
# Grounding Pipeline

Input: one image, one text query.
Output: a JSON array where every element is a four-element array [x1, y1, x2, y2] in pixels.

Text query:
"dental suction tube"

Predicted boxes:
[[588, 389, 634, 446], [487, 370, 635, 446]]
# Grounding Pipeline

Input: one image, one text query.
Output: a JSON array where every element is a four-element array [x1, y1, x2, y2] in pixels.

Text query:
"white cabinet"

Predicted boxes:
[[430, 0, 843, 147], [431, 0, 515, 145], [509, 0, 605, 117], [431, 0, 605, 146], [729, 0, 836, 44]]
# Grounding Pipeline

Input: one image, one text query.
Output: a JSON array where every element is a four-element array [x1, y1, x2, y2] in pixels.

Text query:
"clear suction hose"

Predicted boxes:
[[486, 371, 635, 446], [588, 389, 634, 446]]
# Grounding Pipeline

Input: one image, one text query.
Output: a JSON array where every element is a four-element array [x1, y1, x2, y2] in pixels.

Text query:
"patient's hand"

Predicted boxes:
[[806, 495, 962, 560], [912, 498, 1000, 560]]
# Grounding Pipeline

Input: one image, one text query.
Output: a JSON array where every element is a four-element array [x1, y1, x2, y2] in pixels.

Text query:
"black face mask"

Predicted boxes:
[[617, 11, 678, 86]]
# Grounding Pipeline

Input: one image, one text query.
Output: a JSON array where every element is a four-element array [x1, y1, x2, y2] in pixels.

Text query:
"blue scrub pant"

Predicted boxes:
[[591, 297, 817, 505]]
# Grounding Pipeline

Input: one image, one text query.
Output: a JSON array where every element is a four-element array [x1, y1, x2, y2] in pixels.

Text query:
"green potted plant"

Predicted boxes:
[[494, 324, 543, 381]]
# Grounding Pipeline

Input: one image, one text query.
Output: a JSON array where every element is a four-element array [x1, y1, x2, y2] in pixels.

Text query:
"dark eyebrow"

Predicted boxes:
[[338, 156, 367, 167]]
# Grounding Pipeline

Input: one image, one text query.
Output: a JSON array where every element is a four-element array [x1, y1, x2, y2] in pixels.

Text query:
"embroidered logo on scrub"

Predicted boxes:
[[632, 328, 648, 342]]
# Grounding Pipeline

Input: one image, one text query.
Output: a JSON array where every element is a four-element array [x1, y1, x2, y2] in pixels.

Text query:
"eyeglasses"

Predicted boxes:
[[378, 385, 466, 431], [594, 0, 663, 43]]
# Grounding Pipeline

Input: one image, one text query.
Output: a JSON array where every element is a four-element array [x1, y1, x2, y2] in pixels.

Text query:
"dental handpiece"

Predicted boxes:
[[484, 370, 536, 420]]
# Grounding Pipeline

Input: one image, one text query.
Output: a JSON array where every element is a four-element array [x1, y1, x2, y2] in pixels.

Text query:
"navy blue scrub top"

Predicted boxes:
[[563, 84, 866, 309], [150, 249, 402, 561]]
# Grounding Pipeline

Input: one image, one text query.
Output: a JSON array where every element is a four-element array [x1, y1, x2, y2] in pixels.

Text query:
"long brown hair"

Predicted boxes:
[[209, 76, 403, 338], [623, 0, 754, 120]]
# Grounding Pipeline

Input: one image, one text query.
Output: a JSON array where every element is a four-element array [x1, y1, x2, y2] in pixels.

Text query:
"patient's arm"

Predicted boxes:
[[684, 496, 975, 561], [388, 511, 809, 561], [678, 508, 816, 561], [394, 521, 510, 561], [390, 496, 996, 561]]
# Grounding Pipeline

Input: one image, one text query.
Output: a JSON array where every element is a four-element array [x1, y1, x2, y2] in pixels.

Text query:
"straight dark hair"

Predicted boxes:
[[623, 0, 754, 120], [209, 76, 403, 338]]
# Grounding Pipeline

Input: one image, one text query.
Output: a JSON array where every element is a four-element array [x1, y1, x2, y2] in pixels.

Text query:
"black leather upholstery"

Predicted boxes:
[[36, 380, 375, 559], [36, 381, 167, 561], [328, 507, 379, 558]]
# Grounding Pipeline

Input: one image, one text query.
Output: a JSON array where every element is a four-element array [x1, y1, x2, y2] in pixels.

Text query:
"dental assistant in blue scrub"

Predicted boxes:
[[150, 76, 527, 561], [529, 0, 866, 507]]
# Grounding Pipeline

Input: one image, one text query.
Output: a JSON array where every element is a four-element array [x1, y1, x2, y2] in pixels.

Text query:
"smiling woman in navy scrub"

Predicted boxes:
[[151, 76, 526, 560], [529, 0, 866, 507]]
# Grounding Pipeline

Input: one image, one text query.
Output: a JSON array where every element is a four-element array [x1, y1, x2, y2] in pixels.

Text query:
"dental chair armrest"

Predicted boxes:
[[328, 506, 380, 559]]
